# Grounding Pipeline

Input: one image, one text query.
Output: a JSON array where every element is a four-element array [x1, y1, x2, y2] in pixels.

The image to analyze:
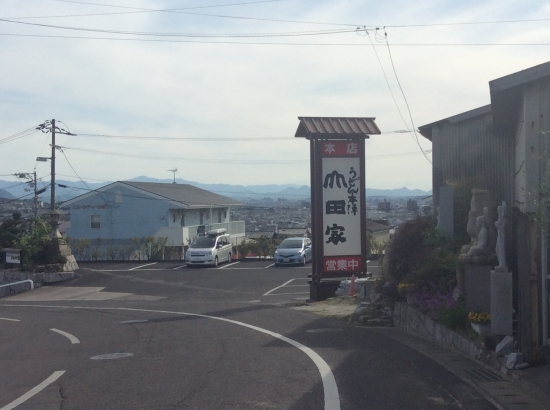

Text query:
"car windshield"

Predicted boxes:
[[190, 236, 216, 248], [279, 239, 303, 248]]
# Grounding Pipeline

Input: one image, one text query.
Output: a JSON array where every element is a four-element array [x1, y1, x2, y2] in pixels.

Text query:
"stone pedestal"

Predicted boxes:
[[465, 264, 492, 312], [56, 240, 79, 272], [490, 269, 513, 335]]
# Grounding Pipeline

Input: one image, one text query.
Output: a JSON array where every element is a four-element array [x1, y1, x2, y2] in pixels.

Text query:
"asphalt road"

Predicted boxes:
[[0, 260, 496, 410]]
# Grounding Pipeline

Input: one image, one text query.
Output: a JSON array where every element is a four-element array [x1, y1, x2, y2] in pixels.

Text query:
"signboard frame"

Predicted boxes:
[[310, 138, 368, 300]]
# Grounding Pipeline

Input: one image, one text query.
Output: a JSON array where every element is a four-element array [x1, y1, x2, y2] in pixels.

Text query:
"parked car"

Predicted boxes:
[[185, 229, 232, 267], [273, 237, 312, 266]]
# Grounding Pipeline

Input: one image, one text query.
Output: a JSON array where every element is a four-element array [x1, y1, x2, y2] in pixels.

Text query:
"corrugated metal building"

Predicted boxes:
[[419, 61, 550, 362]]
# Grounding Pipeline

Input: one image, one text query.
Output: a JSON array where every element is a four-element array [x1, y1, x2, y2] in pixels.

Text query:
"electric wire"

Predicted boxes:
[[72, 130, 411, 140], [46, 0, 359, 27], [1, 33, 548, 46], [0, 127, 41, 144], [382, 29, 431, 164], [0, 19, 358, 38], [41, 1, 550, 28], [364, 29, 411, 144], [53, 144, 430, 164]]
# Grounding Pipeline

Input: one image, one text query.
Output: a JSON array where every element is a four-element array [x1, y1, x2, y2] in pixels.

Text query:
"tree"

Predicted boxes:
[[0, 212, 24, 248], [15, 217, 54, 266]]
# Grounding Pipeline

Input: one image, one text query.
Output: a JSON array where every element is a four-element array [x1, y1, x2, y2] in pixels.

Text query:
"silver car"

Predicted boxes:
[[274, 237, 312, 266], [185, 229, 232, 267]]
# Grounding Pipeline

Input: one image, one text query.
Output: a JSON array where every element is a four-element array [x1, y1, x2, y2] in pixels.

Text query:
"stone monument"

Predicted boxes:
[[460, 190, 496, 313]]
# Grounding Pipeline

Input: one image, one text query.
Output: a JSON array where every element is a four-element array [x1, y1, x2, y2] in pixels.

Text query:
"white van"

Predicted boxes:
[[185, 229, 232, 267]]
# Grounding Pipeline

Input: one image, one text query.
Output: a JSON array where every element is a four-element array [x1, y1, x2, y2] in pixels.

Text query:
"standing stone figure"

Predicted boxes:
[[494, 201, 507, 271]]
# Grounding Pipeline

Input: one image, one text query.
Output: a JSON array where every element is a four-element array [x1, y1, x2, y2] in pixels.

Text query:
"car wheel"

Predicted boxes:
[[302, 257, 306, 266], [227, 253, 231, 263], [213, 256, 218, 267]]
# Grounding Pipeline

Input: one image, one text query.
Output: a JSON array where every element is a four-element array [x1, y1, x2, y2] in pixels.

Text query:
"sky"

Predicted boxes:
[[1, 0, 549, 191]]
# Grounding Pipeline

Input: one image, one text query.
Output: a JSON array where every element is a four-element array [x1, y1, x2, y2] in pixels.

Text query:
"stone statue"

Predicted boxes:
[[494, 201, 507, 271], [467, 207, 489, 256], [461, 189, 494, 255]]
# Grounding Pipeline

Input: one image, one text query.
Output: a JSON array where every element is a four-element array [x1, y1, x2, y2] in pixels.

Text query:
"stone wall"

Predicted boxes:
[[394, 302, 491, 361], [1, 269, 79, 298]]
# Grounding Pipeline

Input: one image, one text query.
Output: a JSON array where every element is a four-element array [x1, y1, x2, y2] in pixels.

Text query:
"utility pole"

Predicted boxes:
[[33, 170, 38, 217], [51, 118, 56, 210]]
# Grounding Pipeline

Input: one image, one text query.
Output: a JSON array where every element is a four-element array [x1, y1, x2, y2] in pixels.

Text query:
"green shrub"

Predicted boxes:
[[439, 303, 469, 330]]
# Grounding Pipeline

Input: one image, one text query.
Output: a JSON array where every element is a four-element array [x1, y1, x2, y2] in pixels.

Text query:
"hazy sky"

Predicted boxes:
[[1, 0, 549, 190]]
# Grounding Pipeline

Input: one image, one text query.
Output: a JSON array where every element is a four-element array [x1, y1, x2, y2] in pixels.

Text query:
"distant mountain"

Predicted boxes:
[[0, 176, 431, 202], [0, 189, 14, 200], [366, 187, 431, 197]]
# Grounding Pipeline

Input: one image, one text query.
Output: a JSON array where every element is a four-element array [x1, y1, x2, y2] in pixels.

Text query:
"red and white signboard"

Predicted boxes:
[[320, 140, 363, 273]]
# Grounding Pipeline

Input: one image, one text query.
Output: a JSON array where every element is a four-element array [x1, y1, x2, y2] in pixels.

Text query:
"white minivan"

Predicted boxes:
[[185, 229, 232, 267]]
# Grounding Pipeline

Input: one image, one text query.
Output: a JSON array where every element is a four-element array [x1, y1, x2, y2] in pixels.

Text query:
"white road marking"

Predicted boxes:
[[264, 263, 275, 268], [264, 291, 310, 296], [50, 328, 80, 344], [172, 265, 187, 270], [0, 317, 20, 322], [0, 370, 65, 410], [119, 319, 148, 324], [1, 304, 341, 410], [263, 279, 296, 296], [129, 262, 158, 271], [218, 261, 240, 269]]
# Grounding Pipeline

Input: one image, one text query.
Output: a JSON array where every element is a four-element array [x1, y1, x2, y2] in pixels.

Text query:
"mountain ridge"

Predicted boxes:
[[0, 177, 431, 202]]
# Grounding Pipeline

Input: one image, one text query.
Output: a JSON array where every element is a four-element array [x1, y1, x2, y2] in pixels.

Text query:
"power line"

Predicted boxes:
[[0, 126, 41, 144], [384, 18, 550, 28], [47, 0, 359, 27], [382, 28, 431, 164], [72, 131, 410, 140], [0, 18, 358, 38], [2, 33, 549, 46], [8, 0, 287, 20], [57, 145, 303, 164], [364, 30, 410, 143], [53, 144, 430, 165]]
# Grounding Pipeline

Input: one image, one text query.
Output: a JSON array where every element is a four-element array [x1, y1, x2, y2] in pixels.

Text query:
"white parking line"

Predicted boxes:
[[172, 265, 187, 270], [263, 279, 296, 296], [50, 328, 80, 344], [218, 261, 240, 269], [0, 370, 65, 410], [264, 291, 309, 296], [129, 262, 158, 271], [264, 263, 275, 269], [0, 317, 21, 322]]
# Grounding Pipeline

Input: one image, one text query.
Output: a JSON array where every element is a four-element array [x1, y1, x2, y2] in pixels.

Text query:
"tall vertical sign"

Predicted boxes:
[[321, 140, 363, 273], [310, 138, 367, 300]]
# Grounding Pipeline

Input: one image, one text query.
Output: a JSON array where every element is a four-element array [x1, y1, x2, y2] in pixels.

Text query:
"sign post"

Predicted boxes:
[[295, 117, 380, 301]]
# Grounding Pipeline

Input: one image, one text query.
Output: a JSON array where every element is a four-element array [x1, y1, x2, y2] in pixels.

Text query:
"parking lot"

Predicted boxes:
[[72, 259, 313, 305]]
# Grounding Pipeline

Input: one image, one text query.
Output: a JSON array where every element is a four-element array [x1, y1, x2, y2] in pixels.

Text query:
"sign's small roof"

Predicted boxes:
[[295, 117, 380, 139]]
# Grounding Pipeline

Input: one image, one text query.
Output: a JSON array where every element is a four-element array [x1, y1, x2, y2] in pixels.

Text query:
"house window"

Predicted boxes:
[[91, 215, 101, 229]]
